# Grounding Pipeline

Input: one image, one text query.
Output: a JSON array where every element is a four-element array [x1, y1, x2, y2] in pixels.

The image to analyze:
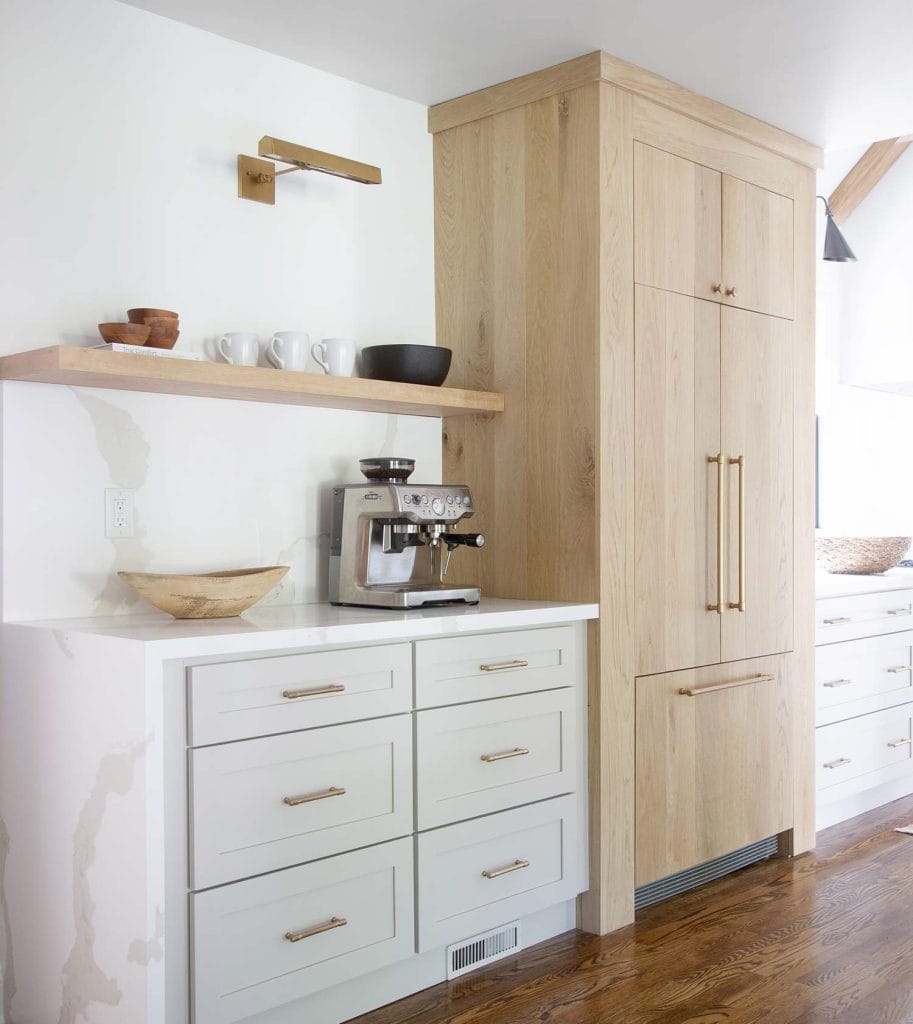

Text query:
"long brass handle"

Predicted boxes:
[[823, 757, 851, 769], [481, 859, 530, 879], [284, 916, 347, 942], [886, 666, 913, 674], [479, 659, 529, 672], [679, 672, 775, 697], [728, 455, 746, 612], [707, 454, 725, 614], [282, 683, 345, 700], [480, 747, 530, 763], [283, 786, 346, 807], [822, 617, 852, 626], [823, 678, 853, 688], [887, 738, 913, 749]]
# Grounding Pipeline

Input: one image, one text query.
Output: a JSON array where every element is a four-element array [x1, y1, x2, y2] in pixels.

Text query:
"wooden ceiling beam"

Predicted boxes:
[[828, 136, 913, 223]]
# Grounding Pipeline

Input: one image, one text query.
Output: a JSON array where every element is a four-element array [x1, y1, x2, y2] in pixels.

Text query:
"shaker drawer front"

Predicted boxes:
[[192, 838, 414, 1024], [189, 643, 412, 745], [817, 705, 913, 795], [816, 591, 913, 646], [191, 716, 413, 889], [416, 689, 576, 829], [416, 796, 580, 952], [414, 625, 579, 709], [816, 632, 913, 726]]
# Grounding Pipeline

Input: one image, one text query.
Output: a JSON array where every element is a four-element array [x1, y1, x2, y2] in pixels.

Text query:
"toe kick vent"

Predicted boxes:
[[446, 921, 521, 980]]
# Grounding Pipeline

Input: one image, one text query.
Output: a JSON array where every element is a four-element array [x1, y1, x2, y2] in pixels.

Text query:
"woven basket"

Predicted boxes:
[[815, 536, 912, 575]]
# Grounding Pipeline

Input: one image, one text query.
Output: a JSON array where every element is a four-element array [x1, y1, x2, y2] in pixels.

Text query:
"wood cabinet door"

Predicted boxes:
[[635, 653, 793, 886], [634, 143, 722, 304], [721, 175, 794, 320], [634, 286, 721, 675], [720, 307, 794, 663]]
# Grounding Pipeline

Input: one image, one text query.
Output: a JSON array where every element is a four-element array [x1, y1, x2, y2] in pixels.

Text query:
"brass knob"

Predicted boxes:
[[711, 283, 722, 294], [725, 286, 737, 297]]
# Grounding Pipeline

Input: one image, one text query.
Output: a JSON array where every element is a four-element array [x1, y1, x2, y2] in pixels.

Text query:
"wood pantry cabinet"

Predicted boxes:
[[431, 50, 818, 934]]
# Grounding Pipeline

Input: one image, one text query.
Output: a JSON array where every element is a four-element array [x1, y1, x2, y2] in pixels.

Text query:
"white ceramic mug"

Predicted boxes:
[[267, 332, 310, 371], [218, 332, 260, 366], [312, 337, 356, 376]]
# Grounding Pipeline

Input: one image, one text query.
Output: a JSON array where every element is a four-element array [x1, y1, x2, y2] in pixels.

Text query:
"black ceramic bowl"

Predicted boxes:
[[359, 344, 452, 387]]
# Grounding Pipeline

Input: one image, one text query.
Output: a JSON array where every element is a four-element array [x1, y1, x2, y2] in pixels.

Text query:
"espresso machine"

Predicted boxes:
[[329, 457, 485, 608]]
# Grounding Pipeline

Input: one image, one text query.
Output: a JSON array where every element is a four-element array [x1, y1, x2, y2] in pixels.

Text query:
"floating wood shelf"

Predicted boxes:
[[0, 346, 504, 418]]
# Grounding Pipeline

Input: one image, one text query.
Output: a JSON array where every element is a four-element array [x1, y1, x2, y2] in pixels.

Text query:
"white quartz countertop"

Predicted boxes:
[[817, 567, 913, 600], [6, 598, 599, 659]]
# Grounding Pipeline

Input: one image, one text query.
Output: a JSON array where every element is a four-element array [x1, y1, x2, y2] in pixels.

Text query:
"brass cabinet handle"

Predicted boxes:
[[283, 786, 346, 807], [679, 672, 774, 697], [282, 683, 345, 700], [822, 616, 852, 626], [823, 678, 853, 688], [886, 666, 913, 674], [725, 286, 738, 296], [887, 738, 913, 748], [823, 757, 851, 769], [887, 607, 911, 616], [482, 859, 530, 879], [711, 283, 723, 294], [480, 747, 530, 763], [479, 659, 529, 672], [707, 454, 725, 614], [284, 916, 347, 942], [728, 456, 746, 611]]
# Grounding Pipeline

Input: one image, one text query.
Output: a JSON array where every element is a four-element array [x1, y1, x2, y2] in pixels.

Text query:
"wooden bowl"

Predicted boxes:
[[98, 322, 150, 346], [118, 566, 289, 618], [144, 316, 180, 349], [128, 307, 178, 323]]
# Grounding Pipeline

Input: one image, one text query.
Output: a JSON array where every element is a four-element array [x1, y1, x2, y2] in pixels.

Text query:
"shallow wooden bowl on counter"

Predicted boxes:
[[98, 322, 150, 345], [128, 307, 178, 323], [118, 566, 289, 618], [144, 316, 180, 349]]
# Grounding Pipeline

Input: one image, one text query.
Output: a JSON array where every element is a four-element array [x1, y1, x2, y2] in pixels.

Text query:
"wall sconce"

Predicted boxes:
[[238, 136, 382, 204]]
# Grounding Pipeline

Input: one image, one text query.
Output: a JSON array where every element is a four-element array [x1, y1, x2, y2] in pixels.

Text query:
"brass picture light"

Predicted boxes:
[[238, 136, 382, 204]]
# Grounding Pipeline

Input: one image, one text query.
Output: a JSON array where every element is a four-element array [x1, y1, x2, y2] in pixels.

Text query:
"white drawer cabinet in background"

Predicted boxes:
[[815, 577, 913, 829]]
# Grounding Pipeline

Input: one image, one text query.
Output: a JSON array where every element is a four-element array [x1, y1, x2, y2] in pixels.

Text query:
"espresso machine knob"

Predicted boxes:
[[431, 497, 445, 516]]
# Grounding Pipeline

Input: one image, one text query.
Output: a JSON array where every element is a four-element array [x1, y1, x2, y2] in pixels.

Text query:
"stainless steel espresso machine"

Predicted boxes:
[[329, 457, 485, 608]]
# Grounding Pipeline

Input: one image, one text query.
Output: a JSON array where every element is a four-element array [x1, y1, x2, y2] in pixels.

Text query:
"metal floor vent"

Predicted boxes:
[[446, 921, 521, 980], [635, 835, 779, 911]]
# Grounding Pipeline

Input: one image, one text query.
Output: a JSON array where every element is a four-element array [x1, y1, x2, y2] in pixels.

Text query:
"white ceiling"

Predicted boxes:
[[121, 0, 913, 149]]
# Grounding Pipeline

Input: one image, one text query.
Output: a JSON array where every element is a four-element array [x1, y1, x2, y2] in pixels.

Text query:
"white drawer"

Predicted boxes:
[[414, 625, 579, 709], [190, 716, 413, 889], [816, 632, 913, 726], [189, 644, 412, 746], [416, 689, 576, 830], [816, 705, 913, 797], [416, 796, 580, 952], [192, 838, 413, 1024], [816, 591, 913, 646]]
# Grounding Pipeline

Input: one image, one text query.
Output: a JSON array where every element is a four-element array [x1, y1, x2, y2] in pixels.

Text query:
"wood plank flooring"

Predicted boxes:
[[355, 797, 913, 1024]]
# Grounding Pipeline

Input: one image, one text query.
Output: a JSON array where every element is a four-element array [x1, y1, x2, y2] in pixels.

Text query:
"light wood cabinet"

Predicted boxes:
[[635, 654, 793, 886]]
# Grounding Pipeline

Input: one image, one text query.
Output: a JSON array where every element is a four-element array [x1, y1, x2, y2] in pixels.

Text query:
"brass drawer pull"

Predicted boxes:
[[728, 455, 746, 612], [887, 666, 913, 674], [822, 616, 852, 626], [887, 738, 913, 749], [887, 608, 911, 616], [481, 747, 530, 763], [282, 683, 345, 699], [479, 659, 529, 672], [284, 916, 347, 942], [283, 786, 346, 807], [707, 454, 725, 614], [482, 859, 529, 879], [679, 673, 774, 697], [823, 678, 853, 688], [725, 286, 738, 297], [823, 757, 852, 769]]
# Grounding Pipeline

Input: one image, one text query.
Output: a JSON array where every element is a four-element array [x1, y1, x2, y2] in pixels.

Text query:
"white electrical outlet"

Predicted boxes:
[[105, 488, 135, 538]]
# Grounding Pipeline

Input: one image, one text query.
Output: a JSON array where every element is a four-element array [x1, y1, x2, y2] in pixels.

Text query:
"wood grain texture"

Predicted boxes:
[[635, 653, 793, 886], [827, 136, 913, 223], [352, 796, 913, 1024], [428, 51, 822, 170], [634, 287, 721, 675], [722, 175, 795, 320], [0, 346, 504, 418], [634, 143, 722, 302]]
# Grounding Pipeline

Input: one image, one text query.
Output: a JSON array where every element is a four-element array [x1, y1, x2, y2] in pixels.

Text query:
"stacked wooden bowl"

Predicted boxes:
[[97, 308, 180, 349]]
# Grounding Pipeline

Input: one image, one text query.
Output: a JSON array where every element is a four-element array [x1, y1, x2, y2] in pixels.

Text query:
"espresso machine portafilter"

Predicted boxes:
[[328, 458, 485, 609]]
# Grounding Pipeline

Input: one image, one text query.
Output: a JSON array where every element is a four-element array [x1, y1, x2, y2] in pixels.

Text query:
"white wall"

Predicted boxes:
[[816, 143, 913, 536], [0, 0, 440, 619]]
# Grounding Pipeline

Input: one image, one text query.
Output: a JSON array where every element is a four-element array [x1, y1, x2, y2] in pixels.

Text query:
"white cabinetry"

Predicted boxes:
[[816, 574, 913, 829]]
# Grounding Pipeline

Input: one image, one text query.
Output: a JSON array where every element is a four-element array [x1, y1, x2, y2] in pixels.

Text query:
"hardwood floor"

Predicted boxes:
[[355, 797, 913, 1024]]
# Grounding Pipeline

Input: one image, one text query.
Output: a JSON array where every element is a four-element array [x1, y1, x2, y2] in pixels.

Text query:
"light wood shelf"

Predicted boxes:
[[0, 346, 504, 418]]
